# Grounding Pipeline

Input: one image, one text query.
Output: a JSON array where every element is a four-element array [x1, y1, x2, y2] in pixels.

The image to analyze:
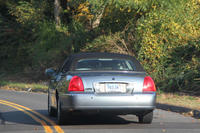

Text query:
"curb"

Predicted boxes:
[[156, 103, 200, 119]]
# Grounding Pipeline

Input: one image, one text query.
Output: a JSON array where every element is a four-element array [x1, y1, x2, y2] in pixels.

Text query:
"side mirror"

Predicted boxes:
[[45, 68, 56, 77]]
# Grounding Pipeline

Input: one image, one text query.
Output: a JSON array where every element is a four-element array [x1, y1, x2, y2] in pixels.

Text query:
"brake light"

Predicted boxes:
[[143, 76, 156, 92], [68, 76, 84, 91]]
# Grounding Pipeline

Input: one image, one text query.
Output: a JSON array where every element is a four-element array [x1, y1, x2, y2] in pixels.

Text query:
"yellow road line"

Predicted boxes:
[[0, 101, 53, 133], [0, 99, 64, 133]]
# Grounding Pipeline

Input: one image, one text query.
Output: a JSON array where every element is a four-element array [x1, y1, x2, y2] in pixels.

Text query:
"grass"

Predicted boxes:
[[157, 92, 200, 110], [0, 80, 48, 92]]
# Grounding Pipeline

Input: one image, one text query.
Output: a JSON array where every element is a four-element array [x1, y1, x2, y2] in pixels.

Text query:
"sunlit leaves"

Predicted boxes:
[[9, 1, 47, 25], [137, 0, 200, 90]]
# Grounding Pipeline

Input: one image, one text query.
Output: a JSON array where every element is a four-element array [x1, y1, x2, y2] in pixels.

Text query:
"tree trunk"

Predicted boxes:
[[91, 5, 106, 29], [54, 0, 62, 27]]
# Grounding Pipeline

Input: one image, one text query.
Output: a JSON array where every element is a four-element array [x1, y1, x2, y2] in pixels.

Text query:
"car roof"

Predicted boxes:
[[62, 52, 145, 72]]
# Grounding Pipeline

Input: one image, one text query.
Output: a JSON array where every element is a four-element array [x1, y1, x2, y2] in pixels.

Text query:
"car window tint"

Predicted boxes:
[[75, 58, 135, 71], [61, 58, 71, 72]]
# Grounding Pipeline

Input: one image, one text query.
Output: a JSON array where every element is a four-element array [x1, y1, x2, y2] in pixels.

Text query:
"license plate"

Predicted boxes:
[[105, 83, 126, 93]]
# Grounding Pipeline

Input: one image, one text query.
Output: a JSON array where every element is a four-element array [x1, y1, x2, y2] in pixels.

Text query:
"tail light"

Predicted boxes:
[[68, 76, 84, 91], [143, 76, 156, 92]]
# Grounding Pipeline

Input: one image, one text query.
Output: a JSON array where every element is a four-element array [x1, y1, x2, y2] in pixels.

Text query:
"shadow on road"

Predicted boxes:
[[0, 109, 137, 126], [0, 110, 48, 125], [5, 103, 200, 126], [61, 114, 138, 125]]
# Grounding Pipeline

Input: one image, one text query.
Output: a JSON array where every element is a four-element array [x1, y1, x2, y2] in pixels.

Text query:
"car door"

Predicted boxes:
[[50, 57, 71, 108]]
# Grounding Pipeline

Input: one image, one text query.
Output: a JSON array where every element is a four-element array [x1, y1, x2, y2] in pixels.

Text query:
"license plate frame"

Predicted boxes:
[[105, 83, 126, 93]]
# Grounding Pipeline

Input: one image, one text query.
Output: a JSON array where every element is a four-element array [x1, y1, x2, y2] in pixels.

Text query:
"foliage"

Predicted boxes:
[[30, 22, 69, 70], [136, 0, 200, 91], [0, 0, 199, 93], [82, 28, 138, 56], [9, 1, 42, 24]]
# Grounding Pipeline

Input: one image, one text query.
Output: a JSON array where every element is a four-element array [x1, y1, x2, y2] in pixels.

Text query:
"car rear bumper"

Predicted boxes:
[[59, 92, 156, 112]]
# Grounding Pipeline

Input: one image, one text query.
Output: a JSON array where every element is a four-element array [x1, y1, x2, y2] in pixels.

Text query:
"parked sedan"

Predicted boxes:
[[45, 52, 156, 125]]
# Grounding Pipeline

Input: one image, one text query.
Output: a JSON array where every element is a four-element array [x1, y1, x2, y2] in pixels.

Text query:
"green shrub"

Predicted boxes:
[[137, 0, 200, 91]]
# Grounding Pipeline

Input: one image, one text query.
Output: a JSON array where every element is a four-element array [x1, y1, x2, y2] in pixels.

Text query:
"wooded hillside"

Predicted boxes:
[[0, 0, 199, 92]]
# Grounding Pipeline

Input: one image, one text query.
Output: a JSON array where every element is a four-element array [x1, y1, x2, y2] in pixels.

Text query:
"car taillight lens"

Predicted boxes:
[[68, 76, 84, 91], [143, 76, 156, 92]]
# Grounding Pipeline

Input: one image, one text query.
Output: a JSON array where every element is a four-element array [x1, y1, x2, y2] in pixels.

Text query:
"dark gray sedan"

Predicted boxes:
[[46, 53, 156, 125]]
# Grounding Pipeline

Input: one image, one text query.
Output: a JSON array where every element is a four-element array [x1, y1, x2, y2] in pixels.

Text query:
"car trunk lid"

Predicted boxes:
[[68, 71, 146, 93]]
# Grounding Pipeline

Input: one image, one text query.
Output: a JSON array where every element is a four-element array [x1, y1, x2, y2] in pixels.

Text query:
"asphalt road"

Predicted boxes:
[[0, 89, 200, 133]]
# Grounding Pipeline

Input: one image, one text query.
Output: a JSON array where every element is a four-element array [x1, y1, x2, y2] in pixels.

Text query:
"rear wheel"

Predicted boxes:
[[57, 98, 66, 125], [138, 111, 153, 124]]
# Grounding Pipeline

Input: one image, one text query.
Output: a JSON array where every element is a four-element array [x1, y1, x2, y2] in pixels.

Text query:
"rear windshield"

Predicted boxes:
[[75, 58, 135, 71]]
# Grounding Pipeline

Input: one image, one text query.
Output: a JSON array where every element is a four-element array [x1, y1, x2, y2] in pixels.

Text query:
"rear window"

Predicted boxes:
[[75, 58, 136, 71]]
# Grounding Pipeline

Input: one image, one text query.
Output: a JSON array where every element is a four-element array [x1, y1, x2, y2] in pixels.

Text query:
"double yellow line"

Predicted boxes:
[[0, 99, 64, 133]]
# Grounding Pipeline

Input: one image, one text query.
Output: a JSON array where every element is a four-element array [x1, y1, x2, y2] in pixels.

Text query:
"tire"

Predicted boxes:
[[48, 92, 56, 116], [138, 111, 153, 124], [57, 98, 66, 125]]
